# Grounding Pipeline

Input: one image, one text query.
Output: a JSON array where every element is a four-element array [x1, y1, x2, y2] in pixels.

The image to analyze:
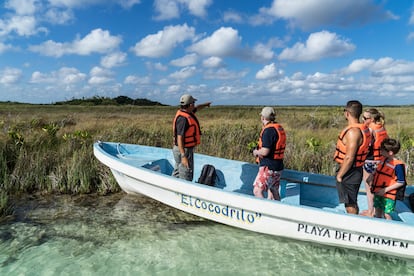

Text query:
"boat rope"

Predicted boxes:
[[115, 143, 158, 164], [116, 143, 132, 159]]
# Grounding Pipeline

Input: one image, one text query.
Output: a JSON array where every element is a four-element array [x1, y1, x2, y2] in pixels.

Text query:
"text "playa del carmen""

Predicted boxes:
[[298, 223, 409, 249]]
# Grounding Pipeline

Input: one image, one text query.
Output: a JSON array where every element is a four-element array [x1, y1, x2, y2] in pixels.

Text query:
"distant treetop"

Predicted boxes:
[[54, 96, 166, 106]]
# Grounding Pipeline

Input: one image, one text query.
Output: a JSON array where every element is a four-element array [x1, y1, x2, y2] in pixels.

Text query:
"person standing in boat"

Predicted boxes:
[[172, 94, 211, 181], [334, 100, 371, 214], [367, 138, 406, 220], [252, 107, 286, 200], [360, 108, 388, 217]]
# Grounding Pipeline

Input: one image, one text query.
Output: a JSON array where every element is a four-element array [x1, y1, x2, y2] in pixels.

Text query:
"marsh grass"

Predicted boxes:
[[1, 104, 413, 216]]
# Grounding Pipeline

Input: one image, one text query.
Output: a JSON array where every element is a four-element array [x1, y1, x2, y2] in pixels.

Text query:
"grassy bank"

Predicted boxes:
[[1, 104, 413, 216]]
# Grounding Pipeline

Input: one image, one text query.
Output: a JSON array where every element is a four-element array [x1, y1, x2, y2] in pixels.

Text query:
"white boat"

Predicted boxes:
[[93, 141, 414, 260]]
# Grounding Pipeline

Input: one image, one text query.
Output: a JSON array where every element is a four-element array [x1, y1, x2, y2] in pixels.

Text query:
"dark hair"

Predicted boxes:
[[381, 138, 400, 154], [346, 100, 362, 118]]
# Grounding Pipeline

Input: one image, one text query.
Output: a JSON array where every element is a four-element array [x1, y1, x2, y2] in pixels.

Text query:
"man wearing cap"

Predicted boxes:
[[252, 107, 286, 200], [172, 94, 211, 181]]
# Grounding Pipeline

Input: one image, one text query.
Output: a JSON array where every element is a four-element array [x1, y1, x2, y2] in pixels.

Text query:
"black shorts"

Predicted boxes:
[[336, 166, 363, 205]]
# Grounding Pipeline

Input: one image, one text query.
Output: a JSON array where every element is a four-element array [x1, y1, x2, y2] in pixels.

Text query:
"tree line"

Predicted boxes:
[[54, 95, 165, 106]]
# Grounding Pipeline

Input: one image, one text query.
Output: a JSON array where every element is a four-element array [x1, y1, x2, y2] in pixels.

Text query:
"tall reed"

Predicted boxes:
[[0, 104, 413, 217]]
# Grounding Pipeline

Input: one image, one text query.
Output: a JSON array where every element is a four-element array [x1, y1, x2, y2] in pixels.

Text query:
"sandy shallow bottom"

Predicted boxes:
[[0, 193, 413, 275]]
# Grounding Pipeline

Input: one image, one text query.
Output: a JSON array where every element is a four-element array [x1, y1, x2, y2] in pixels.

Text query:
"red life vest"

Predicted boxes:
[[371, 124, 388, 160], [256, 122, 286, 163], [371, 158, 406, 200], [334, 123, 371, 167], [173, 110, 201, 147]]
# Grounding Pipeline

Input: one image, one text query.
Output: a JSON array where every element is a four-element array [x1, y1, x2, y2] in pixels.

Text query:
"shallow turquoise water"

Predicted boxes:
[[1, 193, 413, 275]]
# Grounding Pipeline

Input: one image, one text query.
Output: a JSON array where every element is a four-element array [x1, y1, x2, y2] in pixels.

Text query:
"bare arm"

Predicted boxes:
[[253, 147, 270, 158], [195, 102, 212, 111], [376, 182, 404, 196]]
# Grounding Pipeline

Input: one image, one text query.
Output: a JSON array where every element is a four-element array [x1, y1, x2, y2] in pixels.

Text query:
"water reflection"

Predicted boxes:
[[0, 193, 413, 275]]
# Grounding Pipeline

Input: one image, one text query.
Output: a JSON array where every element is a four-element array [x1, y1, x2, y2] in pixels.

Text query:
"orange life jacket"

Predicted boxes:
[[371, 158, 406, 200], [256, 122, 286, 163], [333, 123, 371, 167], [173, 110, 201, 148], [371, 124, 388, 160]]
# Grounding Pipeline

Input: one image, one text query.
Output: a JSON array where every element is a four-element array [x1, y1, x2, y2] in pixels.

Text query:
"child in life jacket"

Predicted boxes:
[[367, 138, 407, 220]]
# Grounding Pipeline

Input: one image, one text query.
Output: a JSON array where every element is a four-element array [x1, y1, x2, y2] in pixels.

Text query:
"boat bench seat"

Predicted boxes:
[[280, 182, 300, 205], [395, 200, 414, 224], [398, 212, 414, 224], [142, 159, 174, 175]]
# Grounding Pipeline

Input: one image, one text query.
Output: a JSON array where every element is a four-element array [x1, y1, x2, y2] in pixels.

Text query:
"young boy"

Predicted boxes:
[[367, 138, 407, 220]]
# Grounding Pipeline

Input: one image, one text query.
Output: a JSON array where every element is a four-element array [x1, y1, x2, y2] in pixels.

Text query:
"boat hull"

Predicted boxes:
[[94, 141, 414, 259]]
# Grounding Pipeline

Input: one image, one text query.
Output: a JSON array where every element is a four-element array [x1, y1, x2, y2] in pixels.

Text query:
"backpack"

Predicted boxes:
[[197, 164, 217, 186], [395, 185, 406, 201], [394, 163, 407, 201]]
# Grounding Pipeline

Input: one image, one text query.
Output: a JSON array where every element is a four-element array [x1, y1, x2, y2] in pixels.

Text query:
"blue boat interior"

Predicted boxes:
[[106, 142, 414, 224]]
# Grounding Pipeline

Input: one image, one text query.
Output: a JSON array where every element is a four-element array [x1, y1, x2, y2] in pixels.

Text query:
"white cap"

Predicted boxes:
[[180, 94, 197, 105], [260, 107, 275, 120]]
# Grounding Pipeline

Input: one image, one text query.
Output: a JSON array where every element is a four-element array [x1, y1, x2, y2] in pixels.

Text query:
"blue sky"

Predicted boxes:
[[1, 0, 414, 105]]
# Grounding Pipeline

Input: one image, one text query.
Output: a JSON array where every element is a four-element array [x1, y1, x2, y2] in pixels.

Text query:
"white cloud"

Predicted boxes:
[[204, 68, 248, 80], [29, 28, 122, 57], [184, 0, 212, 17], [124, 75, 150, 85], [370, 57, 394, 71], [101, 52, 127, 68], [48, 0, 98, 8], [153, 62, 168, 71], [166, 84, 181, 93], [117, 0, 141, 9], [153, 0, 180, 20], [131, 24, 195, 58], [168, 66, 197, 80], [223, 11, 243, 23], [145, 62, 168, 71], [371, 58, 414, 76], [279, 30, 355, 61], [251, 42, 275, 61], [188, 27, 242, 57], [30, 67, 86, 84], [60, 67, 88, 84], [88, 66, 114, 84], [0, 42, 13, 53], [44, 8, 74, 25], [261, 0, 397, 30], [256, 63, 283, 80], [48, 0, 140, 9], [5, 0, 38, 15], [170, 53, 198, 67], [342, 59, 375, 74], [0, 67, 22, 84], [73, 29, 122, 55], [0, 15, 40, 36], [202, 56, 223, 68], [153, 0, 212, 20]]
